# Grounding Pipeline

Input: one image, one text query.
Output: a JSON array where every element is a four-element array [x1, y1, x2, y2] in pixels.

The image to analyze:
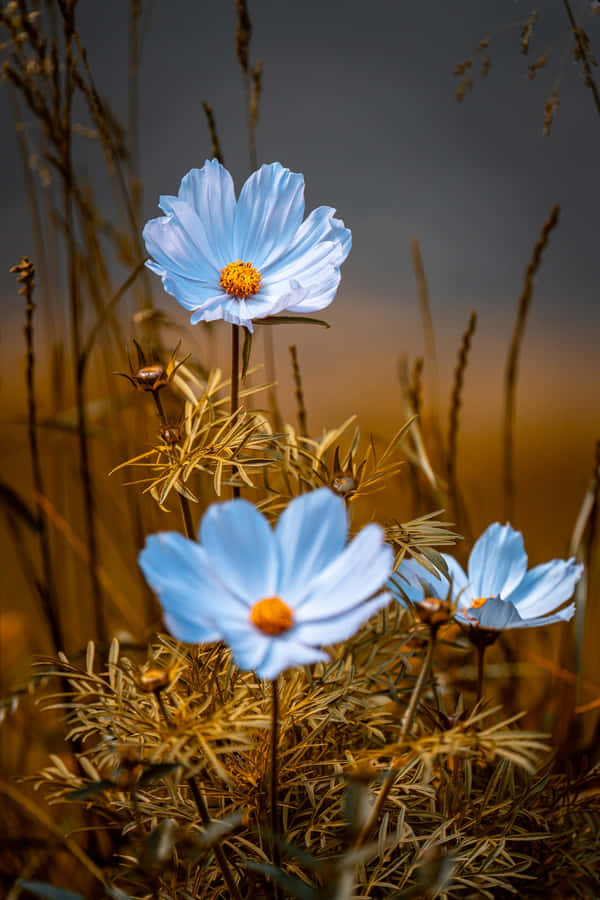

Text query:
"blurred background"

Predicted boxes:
[[1, 0, 599, 768]]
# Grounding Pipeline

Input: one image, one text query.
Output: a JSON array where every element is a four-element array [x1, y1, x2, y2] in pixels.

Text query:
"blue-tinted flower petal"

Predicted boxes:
[[254, 638, 329, 680], [199, 499, 278, 603], [506, 558, 582, 617], [293, 592, 391, 645], [143, 213, 219, 281], [468, 523, 527, 599], [285, 269, 340, 313], [440, 555, 473, 607], [139, 532, 239, 638], [218, 618, 273, 671], [388, 571, 425, 607], [163, 609, 220, 644], [511, 602, 575, 628], [218, 283, 310, 330], [395, 558, 451, 602], [263, 206, 351, 276], [275, 488, 348, 606], [178, 160, 235, 266], [233, 163, 305, 268], [456, 596, 524, 630], [297, 524, 393, 618]]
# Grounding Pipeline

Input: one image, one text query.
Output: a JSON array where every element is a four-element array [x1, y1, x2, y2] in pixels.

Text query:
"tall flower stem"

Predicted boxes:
[[476, 643, 486, 703], [231, 324, 241, 499], [156, 692, 243, 900], [355, 627, 437, 848], [152, 392, 195, 539], [270, 676, 282, 899]]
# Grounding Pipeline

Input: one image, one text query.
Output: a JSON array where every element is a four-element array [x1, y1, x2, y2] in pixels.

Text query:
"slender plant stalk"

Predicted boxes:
[[411, 238, 443, 464], [12, 259, 63, 652], [476, 643, 486, 702], [447, 311, 477, 546], [289, 344, 308, 437], [156, 692, 243, 899], [60, 4, 106, 642], [503, 205, 559, 522], [562, 0, 600, 120], [270, 676, 282, 900], [355, 628, 437, 848], [231, 324, 241, 499], [152, 391, 195, 539]]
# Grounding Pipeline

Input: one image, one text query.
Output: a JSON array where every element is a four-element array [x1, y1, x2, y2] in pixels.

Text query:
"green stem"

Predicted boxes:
[[152, 391, 195, 539], [156, 692, 243, 900], [270, 677, 282, 899], [355, 627, 437, 848], [231, 324, 241, 499], [476, 642, 486, 703]]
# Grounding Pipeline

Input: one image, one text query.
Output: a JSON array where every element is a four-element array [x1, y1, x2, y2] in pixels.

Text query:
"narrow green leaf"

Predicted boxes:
[[137, 763, 181, 786], [255, 315, 330, 328], [17, 882, 87, 900], [66, 779, 115, 800], [241, 328, 253, 379]]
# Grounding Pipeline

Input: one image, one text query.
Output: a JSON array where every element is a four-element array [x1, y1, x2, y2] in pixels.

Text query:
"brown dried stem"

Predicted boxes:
[[289, 344, 308, 438], [12, 257, 62, 652], [503, 204, 560, 522]]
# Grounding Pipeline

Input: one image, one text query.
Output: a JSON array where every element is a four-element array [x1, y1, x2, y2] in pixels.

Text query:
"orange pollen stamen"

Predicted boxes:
[[469, 597, 488, 610], [220, 260, 262, 298], [249, 595, 294, 636]]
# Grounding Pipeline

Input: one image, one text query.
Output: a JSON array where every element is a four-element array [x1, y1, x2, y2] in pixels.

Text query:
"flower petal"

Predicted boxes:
[[292, 592, 391, 645], [275, 488, 348, 606], [233, 163, 305, 268], [393, 558, 451, 605], [178, 160, 236, 266], [217, 282, 311, 330], [263, 206, 351, 277], [468, 523, 527, 599], [297, 524, 393, 617], [284, 268, 341, 313], [455, 596, 524, 630], [441, 554, 474, 607], [139, 532, 240, 634], [509, 602, 575, 628], [163, 609, 221, 644], [254, 637, 329, 680], [157, 195, 223, 271], [217, 618, 273, 672], [506, 558, 583, 617], [199, 499, 278, 603]]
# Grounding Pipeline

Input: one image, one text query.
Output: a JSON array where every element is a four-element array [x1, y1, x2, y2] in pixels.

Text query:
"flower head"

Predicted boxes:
[[391, 522, 581, 635], [143, 159, 351, 332], [139, 488, 392, 680]]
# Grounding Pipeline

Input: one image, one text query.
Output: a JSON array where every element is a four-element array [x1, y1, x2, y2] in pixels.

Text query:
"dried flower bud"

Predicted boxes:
[[138, 667, 172, 693], [331, 474, 356, 496], [415, 596, 453, 629], [133, 363, 168, 391], [161, 425, 182, 445]]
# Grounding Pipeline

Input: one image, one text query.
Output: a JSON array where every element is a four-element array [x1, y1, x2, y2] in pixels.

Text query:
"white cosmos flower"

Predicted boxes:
[[139, 489, 392, 680], [143, 159, 351, 332]]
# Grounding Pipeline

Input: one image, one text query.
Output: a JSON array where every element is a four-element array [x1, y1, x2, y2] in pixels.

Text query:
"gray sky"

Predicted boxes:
[[1, 0, 598, 418]]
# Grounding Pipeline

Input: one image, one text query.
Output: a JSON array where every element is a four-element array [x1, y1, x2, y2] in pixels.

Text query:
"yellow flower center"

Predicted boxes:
[[469, 597, 488, 610], [249, 595, 294, 636], [220, 260, 262, 298]]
